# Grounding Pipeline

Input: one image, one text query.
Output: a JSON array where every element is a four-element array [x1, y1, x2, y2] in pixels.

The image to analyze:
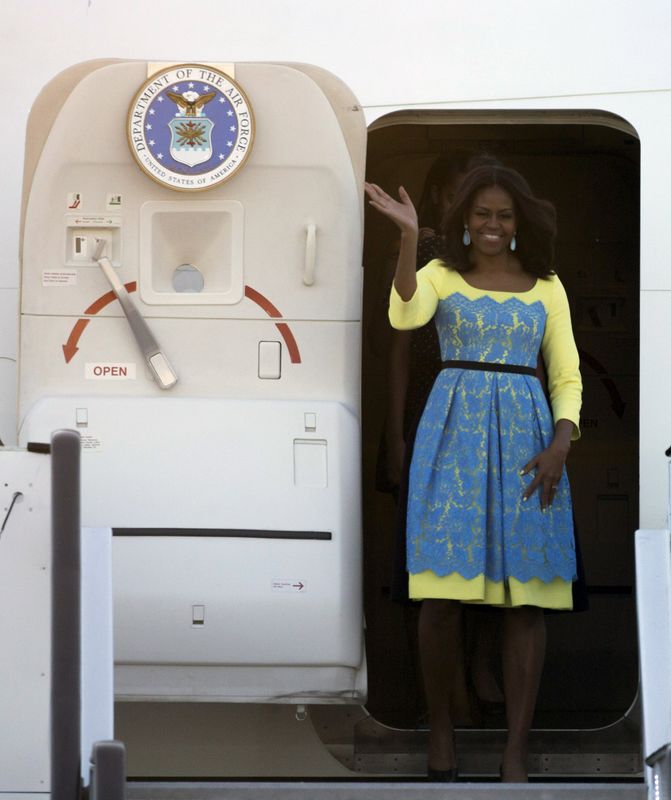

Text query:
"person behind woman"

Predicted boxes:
[[364, 165, 581, 783], [381, 153, 472, 492]]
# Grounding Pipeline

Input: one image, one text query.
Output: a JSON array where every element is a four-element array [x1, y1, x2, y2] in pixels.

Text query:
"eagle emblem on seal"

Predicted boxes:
[[166, 89, 217, 167]]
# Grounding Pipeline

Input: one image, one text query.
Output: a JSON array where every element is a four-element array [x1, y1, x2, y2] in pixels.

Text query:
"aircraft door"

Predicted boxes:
[[18, 61, 367, 703]]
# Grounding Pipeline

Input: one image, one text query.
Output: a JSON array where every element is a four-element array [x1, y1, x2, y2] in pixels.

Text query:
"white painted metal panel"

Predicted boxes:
[[20, 61, 363, 323], [18, 59, 366, 701], [635, 528, 671, 787], [0, 288, 18, 445], [0, 359, 17, 448], [639, 291, 671, 530], [18, 316, 360, 420], [0, 451, 51, 793], [20, 397, 363, 701]]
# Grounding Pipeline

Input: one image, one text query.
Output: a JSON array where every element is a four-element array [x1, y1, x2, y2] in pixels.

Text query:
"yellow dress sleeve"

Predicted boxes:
[[388, 259, 446, 330], [541, 276, 582, 440]]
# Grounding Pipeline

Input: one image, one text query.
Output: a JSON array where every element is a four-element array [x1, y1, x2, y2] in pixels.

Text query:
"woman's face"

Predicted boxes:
[[465, 185, 517, 257]]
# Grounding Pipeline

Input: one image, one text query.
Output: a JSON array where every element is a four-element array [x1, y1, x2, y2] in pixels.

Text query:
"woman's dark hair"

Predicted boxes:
[[440, 165, 557, 278]]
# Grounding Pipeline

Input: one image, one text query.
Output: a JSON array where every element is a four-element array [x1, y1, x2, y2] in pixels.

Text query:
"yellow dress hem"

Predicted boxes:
[[409, 570, 573, 610]]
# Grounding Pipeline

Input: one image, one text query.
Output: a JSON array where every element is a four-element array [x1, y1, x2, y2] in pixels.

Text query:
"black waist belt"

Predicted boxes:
[[441, 359, 537, 377]]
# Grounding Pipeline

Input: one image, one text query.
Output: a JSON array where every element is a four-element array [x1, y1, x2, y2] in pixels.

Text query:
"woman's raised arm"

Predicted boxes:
[[365, 182, 419, 301]]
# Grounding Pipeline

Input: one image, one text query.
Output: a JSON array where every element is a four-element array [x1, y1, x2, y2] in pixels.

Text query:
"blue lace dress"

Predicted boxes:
[[389, 262, 582, 609]]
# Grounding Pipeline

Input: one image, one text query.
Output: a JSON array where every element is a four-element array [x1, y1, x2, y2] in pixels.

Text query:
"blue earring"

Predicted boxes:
[[510, 234, 517, 252], [462, 226, 471, 246]]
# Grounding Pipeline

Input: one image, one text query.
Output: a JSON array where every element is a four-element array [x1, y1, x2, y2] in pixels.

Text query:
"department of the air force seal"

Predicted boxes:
[[127, 64, 254, 191]]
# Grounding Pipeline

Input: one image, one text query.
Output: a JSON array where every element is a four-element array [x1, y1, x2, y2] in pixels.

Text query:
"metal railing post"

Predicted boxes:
[[647, 743, 671, 800], [50, 430, 82, 800]]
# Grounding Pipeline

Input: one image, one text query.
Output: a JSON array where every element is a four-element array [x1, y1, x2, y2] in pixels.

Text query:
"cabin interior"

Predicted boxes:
[[361, 111, 640, 749]]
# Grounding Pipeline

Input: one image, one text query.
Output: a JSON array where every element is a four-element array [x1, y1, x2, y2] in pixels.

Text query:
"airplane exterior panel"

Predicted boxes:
[[0, 452, 51, 792], [18, 60, 366, 703]]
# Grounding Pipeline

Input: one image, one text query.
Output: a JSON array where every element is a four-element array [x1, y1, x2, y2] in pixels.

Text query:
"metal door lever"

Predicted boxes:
[[93, 239, 178, 390]]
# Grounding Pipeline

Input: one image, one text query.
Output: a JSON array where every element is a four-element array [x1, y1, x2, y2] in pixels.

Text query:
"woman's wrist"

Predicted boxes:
[[550, 419, 573, 453]]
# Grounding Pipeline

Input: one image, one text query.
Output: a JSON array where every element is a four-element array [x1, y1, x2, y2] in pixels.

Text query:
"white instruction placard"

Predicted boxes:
[[43, 270, 77, 286], [81, 435, 103, 452]]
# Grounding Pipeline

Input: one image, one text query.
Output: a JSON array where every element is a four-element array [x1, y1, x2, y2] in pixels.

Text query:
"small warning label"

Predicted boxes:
[[271, 579, 306, 593], [43, 270, 77, 286], [106, 193, 123, 209]]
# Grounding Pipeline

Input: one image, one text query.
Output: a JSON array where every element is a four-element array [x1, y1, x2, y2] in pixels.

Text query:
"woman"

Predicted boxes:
[[364, 165, 582, 783]]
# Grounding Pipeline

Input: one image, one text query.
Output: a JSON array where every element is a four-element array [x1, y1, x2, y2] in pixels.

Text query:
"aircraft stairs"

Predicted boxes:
[[124, 780, 646, 800], [7, 431, 671, 800]]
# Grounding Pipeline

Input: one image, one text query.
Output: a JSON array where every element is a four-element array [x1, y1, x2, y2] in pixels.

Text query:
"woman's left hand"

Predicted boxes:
[[520, 443, 569, 510], [364, 182, 418, 235]]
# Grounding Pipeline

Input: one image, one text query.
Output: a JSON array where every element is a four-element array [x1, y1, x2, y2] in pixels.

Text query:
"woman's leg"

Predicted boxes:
[[468, 608, 504, 706], [418, 599, 463, 771], [501, 605, 546, 782]]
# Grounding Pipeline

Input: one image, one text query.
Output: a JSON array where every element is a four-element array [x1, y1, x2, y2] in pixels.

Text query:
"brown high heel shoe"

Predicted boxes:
[[427, 732, 458, 781]]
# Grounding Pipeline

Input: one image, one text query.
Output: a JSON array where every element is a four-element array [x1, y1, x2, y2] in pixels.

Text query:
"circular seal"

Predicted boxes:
[[127, 64, 254, 191]]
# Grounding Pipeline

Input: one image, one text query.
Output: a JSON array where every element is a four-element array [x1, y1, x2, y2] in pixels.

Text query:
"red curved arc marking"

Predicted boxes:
[[63, 282, 138, 363], [244, 285, 282, 318], [273, 323, 301, 365], [244, 285, 302, 364], [64, 282, 302, 366], [84, 281, 137, 315]]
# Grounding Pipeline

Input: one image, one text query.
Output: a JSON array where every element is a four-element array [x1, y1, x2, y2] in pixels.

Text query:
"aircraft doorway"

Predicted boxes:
[[360, 111, 640, 774]]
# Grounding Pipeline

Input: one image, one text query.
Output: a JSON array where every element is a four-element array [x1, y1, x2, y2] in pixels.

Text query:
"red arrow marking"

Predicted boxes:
[[244, 285, 302, 364], [62, 282, 138, 363], [62, 319, 90, 363]]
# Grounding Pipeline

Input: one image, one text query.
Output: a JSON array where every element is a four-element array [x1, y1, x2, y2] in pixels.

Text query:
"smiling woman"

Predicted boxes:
[[365, 163, 582, 782]]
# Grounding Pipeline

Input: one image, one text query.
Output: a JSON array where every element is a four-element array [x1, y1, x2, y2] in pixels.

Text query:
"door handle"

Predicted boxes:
[[303, 224, 317, 286]]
